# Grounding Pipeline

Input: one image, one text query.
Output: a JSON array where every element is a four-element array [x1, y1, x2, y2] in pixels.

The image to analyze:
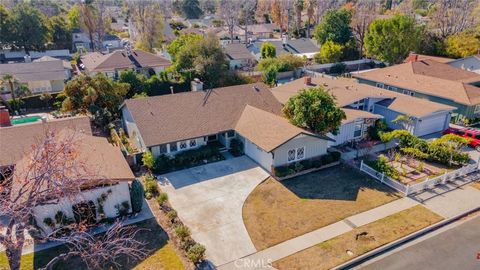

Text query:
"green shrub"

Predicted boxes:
[[153, 154, 173, 174], [376, 155, 399, 179], [166, 209, 178, 222], [274, 165, 293, 177], [229, 138, 244, 157], [330, 151, 341, 162], [300, 159, 312, 170], [130, 179, 144, 213], [329, 62, 347, 74], [175, 225, 191, 241], [115, 201, 130, 217], [143, 175, 159, 196], [43, 217, 55, 227], [157, 192, 169, 206], [311, 157, 323, 168], [186, 243, 206, 263], [321, 154, 333, 165], [154, 146, 223, 173], [145, 192, 153, 200]]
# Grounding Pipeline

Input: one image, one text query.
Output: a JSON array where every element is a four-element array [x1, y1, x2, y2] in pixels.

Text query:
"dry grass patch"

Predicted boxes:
[[471, 181, 480, 190], [273, 205, 442, 270], [243, 165, 401, 250]]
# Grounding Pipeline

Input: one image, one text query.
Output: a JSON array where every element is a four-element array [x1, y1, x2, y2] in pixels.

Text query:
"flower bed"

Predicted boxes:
[[273, 151, 341, 178], [153, 145, 225, 174]]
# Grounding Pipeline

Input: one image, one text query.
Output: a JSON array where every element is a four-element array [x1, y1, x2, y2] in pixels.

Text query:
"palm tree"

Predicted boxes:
[[294, 0, 304, 35], [305, 0, 316, 38], [1, 74, 19, 111], [0, 74, 31, 112]]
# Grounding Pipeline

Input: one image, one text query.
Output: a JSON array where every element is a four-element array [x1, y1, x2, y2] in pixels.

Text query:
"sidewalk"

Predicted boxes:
[[218, 197, 418, 270]]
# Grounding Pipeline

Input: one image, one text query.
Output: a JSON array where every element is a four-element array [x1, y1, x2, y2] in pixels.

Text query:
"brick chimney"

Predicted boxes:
[[405, 52, 419, 63], [0, 106, 11, 127], [304, 76, 312, 85]]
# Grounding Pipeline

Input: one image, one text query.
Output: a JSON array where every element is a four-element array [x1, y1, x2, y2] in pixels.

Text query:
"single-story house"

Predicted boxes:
[[448, 54, 480, 74], [353, 59, 480, 120], [224, 43, 256, 70], [272, 76, 455, 143], [79, 49, 171, 79], [0, 111, 134, 235], [249, 38, 320, 60], [72, 28, 123, 52], [121, 83, 332, 172], [0, 56, 72, 99]]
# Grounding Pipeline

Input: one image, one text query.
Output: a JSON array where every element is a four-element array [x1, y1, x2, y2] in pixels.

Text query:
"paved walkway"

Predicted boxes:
[[158, 156, 269, 267], [218, 197, 418, 270]]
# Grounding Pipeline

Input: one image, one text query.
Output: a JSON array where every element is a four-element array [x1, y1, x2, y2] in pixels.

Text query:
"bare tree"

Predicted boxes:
[[305, 0, 316, 38], [351, 0, 378, 58], [94, 0, 108, 51], [217, 0, 241, 42], [294, 0, 304, 35], [238, 0, 257, 44], [0, 131, 146, 270], [271, 0, 292, 37], [314, 0, 340, 25], [430, 0, 478, 38], [40, 222, 147, 270], [128, 0, 164, 52]]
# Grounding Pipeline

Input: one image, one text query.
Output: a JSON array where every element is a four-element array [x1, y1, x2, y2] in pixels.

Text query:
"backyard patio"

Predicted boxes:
[[242, 165, 401, 250]]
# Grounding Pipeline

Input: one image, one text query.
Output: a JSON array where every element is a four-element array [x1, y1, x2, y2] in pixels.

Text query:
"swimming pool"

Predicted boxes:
[[11, 116, 42, 125]]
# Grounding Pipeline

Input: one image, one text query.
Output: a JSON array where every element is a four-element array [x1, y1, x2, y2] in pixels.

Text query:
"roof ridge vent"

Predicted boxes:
[[252, 86, 260, 92]]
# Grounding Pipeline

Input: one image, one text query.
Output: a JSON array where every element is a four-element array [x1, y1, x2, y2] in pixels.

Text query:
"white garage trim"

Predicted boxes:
[[243, 138, 273, 171]]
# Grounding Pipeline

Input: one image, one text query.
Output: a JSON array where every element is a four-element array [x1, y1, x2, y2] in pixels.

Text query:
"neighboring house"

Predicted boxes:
[[72, 28, 123, 52], [249, 38, 319, 59], [272, 76, 455, 142], [121, 83, 332, 172], [353, 59, 480, 120], [79, 49, 171, 78], [214, 23, 280, 42], [0, 56, 72, 99], [224, 43, 257, 70], [448, 54, 480, 74], [404, 53, 453, 64], [0, 111, 134, 235]]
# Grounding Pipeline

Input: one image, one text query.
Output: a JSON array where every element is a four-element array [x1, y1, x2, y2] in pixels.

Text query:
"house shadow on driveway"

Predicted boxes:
[[281, 165, 399, 201], [158, 156, 261, 189]]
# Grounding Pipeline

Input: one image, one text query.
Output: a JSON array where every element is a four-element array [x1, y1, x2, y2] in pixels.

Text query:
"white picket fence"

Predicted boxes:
[[359, 160, 478, 196]]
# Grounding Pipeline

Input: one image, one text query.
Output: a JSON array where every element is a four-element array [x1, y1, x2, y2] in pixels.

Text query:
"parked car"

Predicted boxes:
[[443, 127, 480, 151]]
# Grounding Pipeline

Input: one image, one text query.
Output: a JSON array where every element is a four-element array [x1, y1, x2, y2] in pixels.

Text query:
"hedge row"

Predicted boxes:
[[273, 151, 341, 178]]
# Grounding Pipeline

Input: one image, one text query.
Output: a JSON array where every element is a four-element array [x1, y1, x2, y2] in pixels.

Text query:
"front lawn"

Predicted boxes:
[[242, 165, 401, 250], [0, 219, 184, 270], [273, 205, 442, 270]]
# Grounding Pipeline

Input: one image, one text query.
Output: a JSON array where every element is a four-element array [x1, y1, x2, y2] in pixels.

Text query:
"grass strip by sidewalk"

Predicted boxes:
[[272, 205, 442, 270]]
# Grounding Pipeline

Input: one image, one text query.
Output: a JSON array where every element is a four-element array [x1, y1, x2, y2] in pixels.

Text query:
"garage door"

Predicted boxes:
[[244, 139, 273, 171], [415, 113, 448, 136]]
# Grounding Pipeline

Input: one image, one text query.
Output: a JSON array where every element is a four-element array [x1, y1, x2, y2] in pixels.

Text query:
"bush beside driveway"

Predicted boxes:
[[242, 165, 402, 250]]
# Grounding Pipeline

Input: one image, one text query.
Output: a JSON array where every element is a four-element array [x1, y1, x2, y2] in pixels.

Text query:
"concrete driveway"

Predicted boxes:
[[157, 156, 269, 266]]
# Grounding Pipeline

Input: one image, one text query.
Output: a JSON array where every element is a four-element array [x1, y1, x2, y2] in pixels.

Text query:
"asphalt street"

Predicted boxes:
[[358, 216, 480, 270]]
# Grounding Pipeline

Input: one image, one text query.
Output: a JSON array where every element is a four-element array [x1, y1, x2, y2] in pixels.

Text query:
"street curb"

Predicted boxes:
[[332, 206, 480, 270]]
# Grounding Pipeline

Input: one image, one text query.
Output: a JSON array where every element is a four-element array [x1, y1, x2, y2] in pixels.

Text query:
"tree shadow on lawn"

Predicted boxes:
[[31, 218, 170, 270], [280, 165, 400, 201]]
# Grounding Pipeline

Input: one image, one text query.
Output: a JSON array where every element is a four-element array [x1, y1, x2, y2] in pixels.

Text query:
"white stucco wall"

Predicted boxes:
[[150, 137, 207, 158], [33, 182, 131, 235], [122, 106, 146, 151]]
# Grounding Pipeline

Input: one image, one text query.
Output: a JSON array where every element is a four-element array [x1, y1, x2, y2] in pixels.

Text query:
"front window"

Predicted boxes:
[[159, 144, 167, 154], [296, 147, 305, 160], [227, 130, 235, 138], [189, 139, 197, 147], [170, 143, 178, 152], [287, 147, 305, 162], [376, 83, 384, 89], [179, 141, 187, 149], [354, 119, 363, 138], [475, 105, 480, 114], [287, 149, 296, 162]]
